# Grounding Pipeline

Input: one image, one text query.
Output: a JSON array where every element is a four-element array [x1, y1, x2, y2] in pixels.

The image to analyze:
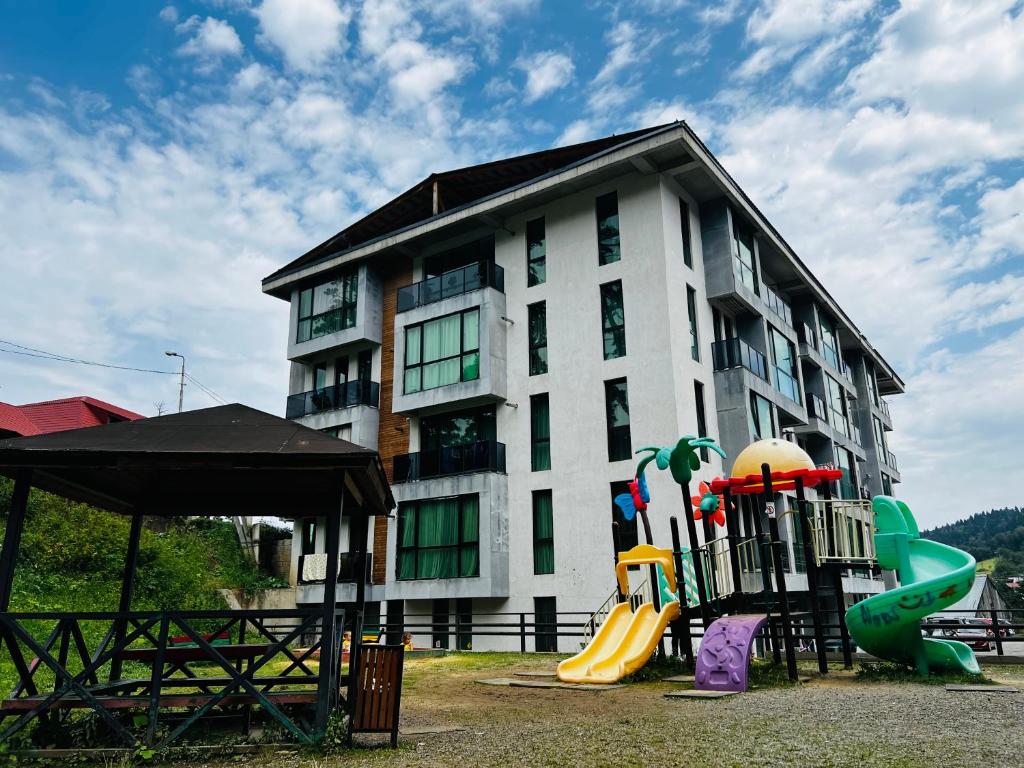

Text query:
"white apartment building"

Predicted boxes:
[[262, 123, 904, 651]]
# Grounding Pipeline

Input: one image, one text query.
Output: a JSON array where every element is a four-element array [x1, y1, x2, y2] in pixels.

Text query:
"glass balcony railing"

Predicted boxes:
[[879, 398, 891, 420], [397, 261, 504, 313], [393, 440, 506, 482], [763, 285, 793, 327], [806, 393, 828, 422], [286, 379, 380, 420], [711, 338, 768, 381], [773, 365, 802, 404], [886, 451, 898, 471], [733, 258, 759, 295]]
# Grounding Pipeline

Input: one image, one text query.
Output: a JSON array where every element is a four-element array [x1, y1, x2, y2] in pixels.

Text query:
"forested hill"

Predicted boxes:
[[922, 507, 1024, 561]]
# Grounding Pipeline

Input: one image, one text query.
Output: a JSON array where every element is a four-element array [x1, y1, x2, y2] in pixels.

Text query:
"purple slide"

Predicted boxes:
[[695, 614, 768, 693]]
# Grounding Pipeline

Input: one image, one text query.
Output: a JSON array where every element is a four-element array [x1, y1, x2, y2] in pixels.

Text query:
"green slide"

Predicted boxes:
[[845, 496, 980, 676]]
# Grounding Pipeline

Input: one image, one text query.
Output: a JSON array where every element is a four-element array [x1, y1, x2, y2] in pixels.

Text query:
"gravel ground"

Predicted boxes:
[[187, 655, 1024, 768]]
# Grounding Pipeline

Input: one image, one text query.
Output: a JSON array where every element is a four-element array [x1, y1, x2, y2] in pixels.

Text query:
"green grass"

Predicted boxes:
[[855, 661, 995, 686], [977, 557, 997, 575]]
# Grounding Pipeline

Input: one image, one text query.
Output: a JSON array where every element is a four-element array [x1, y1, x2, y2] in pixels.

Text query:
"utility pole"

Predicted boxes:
[[165, 351, 186, 413]]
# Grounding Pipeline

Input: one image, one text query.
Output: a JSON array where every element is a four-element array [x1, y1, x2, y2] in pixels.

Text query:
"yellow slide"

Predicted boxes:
[[557, 599, 680, 684], [558, 544, 680, 684]]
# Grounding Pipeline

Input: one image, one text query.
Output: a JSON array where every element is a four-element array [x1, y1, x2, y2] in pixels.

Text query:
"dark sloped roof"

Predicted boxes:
[[263, 125, 670, 283], [0, 403, 394, 516]]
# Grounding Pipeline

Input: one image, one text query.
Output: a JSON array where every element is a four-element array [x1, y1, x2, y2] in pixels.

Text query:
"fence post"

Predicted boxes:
[[520, 613, 527, 653], [991, 607, 1004, 656]]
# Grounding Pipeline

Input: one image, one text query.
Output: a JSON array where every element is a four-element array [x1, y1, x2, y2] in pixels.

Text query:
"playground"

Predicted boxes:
[[186, 651, 1023, 768]]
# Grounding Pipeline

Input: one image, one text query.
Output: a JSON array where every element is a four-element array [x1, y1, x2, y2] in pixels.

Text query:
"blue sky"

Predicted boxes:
[[0, 0, 1022, 526]]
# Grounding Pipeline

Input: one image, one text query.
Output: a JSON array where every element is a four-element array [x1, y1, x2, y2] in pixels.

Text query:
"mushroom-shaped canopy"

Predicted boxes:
[[712, 439, 842, 495]]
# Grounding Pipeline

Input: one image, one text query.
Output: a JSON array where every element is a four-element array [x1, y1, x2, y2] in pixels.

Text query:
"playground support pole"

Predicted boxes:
[[723, 488, 743, 599], [795, 478, 828, 675], [821, 481, 854, 669], [670, 516, 694, 666], [612, 522, 625, 604], [637, 511, 664, 659], [746, 493, 778, 660], [681, 484, 712, 628], [763, 464, 798, 682]]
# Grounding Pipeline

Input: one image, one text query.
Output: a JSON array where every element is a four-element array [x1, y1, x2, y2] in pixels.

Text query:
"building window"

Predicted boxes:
[[420, 406, 496, 451], [881, 474, 893, 496], [600, 280, 626, 360], [528, 301, 548, 375], [531, 394, 551, 471], [610, 480, 639, 552], [596, 191, 621, 265], [533, 490, 555, 575], [769, 326, 800, 403], [872, 415, 887, 460], [605, 378, 632, 461], [527, 217, 546, 287], [835, 446, 856, 499], [825, 374, 849, 437], [396, 495, 480, 580], [789, 497, 807, 574], [679, 198, 692, 268], [819, 312, 840, 369], [867, 363, 880, 406], [403, 309, 480, 394], [455, 597, 472, 651], [686, 285, 700, 361], [334, 355, 349, 388], [732, 219, 758, 295], [313, 362, 327, 390], [301, 519, 317, 555], [749, 392, 775, 440], [534, 596, 558, 652], [694, 380, 709, 461], [296, 269, 359, 343]]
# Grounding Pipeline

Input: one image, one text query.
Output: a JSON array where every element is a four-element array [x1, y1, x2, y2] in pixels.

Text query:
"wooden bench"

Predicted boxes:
[[1, 690, 318, 712]]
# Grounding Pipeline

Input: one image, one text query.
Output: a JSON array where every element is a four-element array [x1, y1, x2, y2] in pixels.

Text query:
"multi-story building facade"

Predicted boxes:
[[262, 123, 904, 651]]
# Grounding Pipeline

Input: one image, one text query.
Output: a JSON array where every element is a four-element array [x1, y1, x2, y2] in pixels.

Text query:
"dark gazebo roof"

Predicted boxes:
[[0, 403, 394, 517]]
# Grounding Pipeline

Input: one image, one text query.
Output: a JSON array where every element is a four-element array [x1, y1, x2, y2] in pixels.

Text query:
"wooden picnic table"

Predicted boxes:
[[117, 643, 273, 664]]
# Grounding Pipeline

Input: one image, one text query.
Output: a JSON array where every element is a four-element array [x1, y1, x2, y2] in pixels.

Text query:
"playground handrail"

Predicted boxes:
[[581, 577, 653, 645]]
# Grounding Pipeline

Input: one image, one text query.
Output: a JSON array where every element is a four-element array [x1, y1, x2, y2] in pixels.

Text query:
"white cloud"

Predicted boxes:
[[595, 21, 648, 83], [159, 5, 178, 24], [747, 0, 873, 45], [515, 50, 574, 103], [556, 119, 597, 146], [698, 0, 742, 26], [254, 0, 351, 71], [177, 17, 244, 60]]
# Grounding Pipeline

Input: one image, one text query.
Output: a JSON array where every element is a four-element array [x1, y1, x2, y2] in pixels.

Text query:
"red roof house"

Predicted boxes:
[[0, 397, 144, 438]]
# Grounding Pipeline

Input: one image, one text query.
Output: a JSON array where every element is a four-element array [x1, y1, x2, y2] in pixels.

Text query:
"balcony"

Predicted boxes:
[[711, 338, 768, 381], [886, 451, 898, 472], [879, 398, 891, 419], [772, 365, 802, 405], [393, 440, 506, 482], [286, 380, 380, 420], [806, 393, 828, 422], [797, 322, 817, 350], [297, 552, 373, 584], [397, 261, 504, 314], [763, 285, 793, 327]]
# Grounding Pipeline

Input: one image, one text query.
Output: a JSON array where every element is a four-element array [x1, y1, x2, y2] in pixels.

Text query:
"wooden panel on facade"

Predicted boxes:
[[373, 261, 412, 585]]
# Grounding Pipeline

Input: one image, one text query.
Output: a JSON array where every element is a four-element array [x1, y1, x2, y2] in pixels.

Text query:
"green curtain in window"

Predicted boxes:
[[461, 497, 479, 542], [531, 396, 551, 471], [423, 318, 442, 363], [463, 310, 479, 350], [533, 491, 554, 575], [439, 314, 460, 358], [406, 326, 421, 365]]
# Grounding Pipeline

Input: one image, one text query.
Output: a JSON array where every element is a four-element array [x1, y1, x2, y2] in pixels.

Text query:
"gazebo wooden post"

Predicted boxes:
[[109, 510, 143, 681], [315, 486, 343, 734], [345, 509, 370, 739], [0, 469, 32, 612]]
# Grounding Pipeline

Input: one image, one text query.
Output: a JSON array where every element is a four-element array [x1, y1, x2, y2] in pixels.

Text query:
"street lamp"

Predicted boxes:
[[165, 351, 186, 413]]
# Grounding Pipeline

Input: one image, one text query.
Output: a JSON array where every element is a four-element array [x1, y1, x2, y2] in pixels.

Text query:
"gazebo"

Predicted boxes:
[[0, 404, 395, 749]]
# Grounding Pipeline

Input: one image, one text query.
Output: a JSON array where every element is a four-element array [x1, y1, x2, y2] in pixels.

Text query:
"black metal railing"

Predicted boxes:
[[297, 552, 373, 584], [763, 285, 793, 326], [392, 440, 506, 482], [396, 261, 504, 313], [286, 380, 380, 419], [886, 450, 898, 471], [711, 337, 768, 381]]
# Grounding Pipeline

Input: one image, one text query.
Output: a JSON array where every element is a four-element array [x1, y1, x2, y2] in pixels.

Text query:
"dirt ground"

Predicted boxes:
[[186, 653, 1024, 768]]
